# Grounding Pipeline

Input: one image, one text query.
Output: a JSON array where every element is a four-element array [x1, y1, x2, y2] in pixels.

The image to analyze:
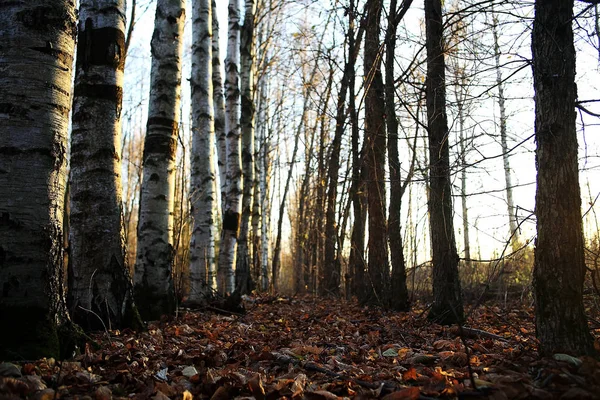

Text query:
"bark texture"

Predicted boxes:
[[425, 0, 464, 324], [189, 0, 217, 302], [134, 0, 184, 320], [0, 0, 76, 359], [363, 0, 389, 306], [532, 0, 595, 356], [212, 0, 227, 215], [236, 0, 257, 295], [219, 0, 243, 295], [69, 0, 141, 330]]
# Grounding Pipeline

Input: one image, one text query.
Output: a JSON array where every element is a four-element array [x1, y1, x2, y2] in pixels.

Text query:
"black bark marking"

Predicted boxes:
[[0, 103, 29, 119], [16, 6, 77, 39], [77, 21, 126, 71], [223, 210, 240, 235]]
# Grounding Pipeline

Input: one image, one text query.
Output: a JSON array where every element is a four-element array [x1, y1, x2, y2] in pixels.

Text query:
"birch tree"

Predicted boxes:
[[236, 0, 258, 294], [213, 0, 228, 215], [219, 0, 243, 295], [69, 0, 141, 330], [491, 9, 519, 251], [532, 0, 595, 356], [189, 0, 217, 303], [134, 0, 185, 320], [0, 0, 76, 359], [425, 0, 464, 324]]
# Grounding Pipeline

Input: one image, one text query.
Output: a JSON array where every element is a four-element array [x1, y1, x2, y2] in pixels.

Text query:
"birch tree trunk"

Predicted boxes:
[[363, 0, 389, 306], [189, 0, 217, 303], [424, 0, 464, 324], [491, 11, 519, 250], [0, 0, 76, 359], [212, 0, 227, 215], [532, 0, 595, 356], [134, 0, 184, 320], [69, 0, 142, 330], [218, 0, 243, 295], [236, 0, 257, 295]]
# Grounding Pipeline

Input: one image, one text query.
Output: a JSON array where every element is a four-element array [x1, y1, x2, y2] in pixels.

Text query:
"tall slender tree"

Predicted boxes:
[[0, 0, 77, 359], [189, 0, 217, 303], [219, 0, 243, 295], [213, 0, 228, 216], [531, 0, 595, 356], [363, 0, 389, 305], [385, 0, 411, 311], [491, 9, 519, 250], [134, 0, 185, 320], [69, 0, 141, 330], [424, 0, 464, 324], [236, 0, 258, 294]]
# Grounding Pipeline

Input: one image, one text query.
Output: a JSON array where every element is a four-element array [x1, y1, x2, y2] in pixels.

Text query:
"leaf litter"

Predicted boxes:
[[1, 294, 600, 399]]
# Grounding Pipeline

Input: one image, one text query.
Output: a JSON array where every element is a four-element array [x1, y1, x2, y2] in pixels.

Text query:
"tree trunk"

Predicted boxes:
[[69, 0, 142, 331], [0, 0, 76, 359], [134, 0, 184, 320], [322, 63, 348, 297], [363, 0, 389, 306], [219, 0, 243, 295], [213, 0, 227, 215], [424, 0, 464, 324], [532, 0, 595, 356], [385, 0, 410, 311], [236, 0, 257, 295], [189, 0, 217, 303], [491, 10, 519, 251]]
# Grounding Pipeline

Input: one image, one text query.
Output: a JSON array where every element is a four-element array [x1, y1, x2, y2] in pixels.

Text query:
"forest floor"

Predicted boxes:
[[1, 294, 600, 400]]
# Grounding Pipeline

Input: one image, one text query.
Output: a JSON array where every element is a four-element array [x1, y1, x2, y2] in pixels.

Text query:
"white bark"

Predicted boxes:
[[257, 79, 270, 291], [70, 0, 138, 329], [218, 0, 243, 295], [189, 0, 217, 302], [134, 0, 185, 319], [212, 0, 227, 215], [0, 0, 76, 358], [491, 12, 519, 249], [236, 0, 257, 293]]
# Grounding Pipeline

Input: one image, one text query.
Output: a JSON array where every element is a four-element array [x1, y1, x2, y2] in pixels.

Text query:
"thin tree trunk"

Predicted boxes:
[[189, 0, 217, 303], [363, 0, 389, 306], [532, 0, 595, 356], [385, 0, 410, 311], [424, 0, 464, 324], [491, 10, 519, 251], [236, 0, 258, 295], [69, 0, 142, 331], [457, 100, 471, 268], [0, 0, 76, 359], [348, 0, 366, 300], [213, 0, 227, 215], [219, 0, 243, 295], [134, 0, 184, 320]]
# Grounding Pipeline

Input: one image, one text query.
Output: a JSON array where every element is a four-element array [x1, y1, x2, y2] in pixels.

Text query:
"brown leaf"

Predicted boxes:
[[382, 387, 420, 400], [402, 367, 418, 382], [248, 375, 265, 400]]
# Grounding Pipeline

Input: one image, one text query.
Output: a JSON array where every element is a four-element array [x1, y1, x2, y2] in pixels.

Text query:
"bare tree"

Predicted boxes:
[[219, 0, 243, 295], [134, 0, 185, 320], [189, 0, 218, 303], [424, 0, 464, 324], [532, 0, 595, 356]]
